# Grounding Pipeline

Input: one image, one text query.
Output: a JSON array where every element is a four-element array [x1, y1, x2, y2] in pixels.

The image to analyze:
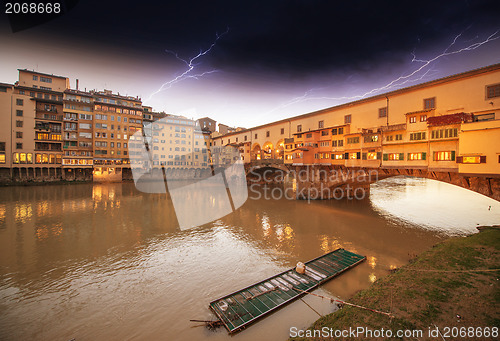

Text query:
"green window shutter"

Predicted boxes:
[[344, 152, 349, 159], [377, 152, 381, 160], [422, 152, 426, 160], [362, 153, 367, 160], [383, 153, 388, 161], [356, 152, 361, 159], [399, 153, 404, 161], [407, 153, 410, 160], [451, 151, 455, 161]]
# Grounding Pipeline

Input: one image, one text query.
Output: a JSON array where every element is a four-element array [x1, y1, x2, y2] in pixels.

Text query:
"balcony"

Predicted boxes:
[[36, 113, 63, 121], [380, 123, 407, 132]]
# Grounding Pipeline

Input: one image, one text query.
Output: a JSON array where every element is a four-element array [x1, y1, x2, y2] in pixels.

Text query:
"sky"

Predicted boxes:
[[1, 0, 500, 128]]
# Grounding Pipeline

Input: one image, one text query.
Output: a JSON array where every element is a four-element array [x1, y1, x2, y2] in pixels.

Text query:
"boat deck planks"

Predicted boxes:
[[209, 248, 366, 334]]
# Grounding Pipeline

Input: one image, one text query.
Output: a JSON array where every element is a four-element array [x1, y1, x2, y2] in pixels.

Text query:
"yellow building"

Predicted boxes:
[[0, 70, 70, 181], [213, 63, 500, 176], [90, 90, 143, 181], [62, 89, 94, 180]]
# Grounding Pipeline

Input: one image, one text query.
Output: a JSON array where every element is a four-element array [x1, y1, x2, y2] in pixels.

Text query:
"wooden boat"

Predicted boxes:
[[209, 248, 366, 334]]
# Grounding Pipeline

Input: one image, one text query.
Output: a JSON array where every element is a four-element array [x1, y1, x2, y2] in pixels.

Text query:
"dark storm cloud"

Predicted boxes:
[[20, 0, 500, 75]]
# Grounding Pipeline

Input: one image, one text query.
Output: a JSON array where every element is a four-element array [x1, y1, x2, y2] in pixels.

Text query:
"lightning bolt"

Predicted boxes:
[[267, 29, 500, 114], [147, 28, 229, 101]]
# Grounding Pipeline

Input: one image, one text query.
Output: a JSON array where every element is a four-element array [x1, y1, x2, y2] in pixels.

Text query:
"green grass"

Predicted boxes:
[[289, 227, 500, 341]]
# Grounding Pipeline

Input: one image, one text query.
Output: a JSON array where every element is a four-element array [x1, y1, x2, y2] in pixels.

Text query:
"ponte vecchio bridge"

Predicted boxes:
[[211, 64, 500, 201]]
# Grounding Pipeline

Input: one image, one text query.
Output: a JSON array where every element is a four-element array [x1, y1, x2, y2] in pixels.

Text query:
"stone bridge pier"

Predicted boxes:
[[244, 161, 500, 201]]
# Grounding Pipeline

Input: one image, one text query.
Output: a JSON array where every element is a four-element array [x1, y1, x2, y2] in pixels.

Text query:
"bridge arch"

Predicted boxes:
[[251, 143, 261, 160], [262, 141, 274, 159], [275, 139, 285, 160]]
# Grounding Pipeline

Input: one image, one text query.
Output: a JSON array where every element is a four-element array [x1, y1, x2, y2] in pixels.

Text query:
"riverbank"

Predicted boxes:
[[290, 226, 500, 340]]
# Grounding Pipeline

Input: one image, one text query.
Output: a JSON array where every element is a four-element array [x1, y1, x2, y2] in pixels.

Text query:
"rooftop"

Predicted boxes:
[[18, 68, 68, 79], [212, 62, 500, 139]]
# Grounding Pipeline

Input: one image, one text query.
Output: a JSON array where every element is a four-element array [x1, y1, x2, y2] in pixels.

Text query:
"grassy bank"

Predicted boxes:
[[291, 227, 500, 340]]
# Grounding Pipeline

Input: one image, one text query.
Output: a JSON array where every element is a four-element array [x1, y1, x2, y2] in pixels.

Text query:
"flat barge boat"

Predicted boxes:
[[209, 248, 366, 334]]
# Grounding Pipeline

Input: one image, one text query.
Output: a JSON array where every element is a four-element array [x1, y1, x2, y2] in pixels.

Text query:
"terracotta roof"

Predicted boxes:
[[427, 112, 473, 126]]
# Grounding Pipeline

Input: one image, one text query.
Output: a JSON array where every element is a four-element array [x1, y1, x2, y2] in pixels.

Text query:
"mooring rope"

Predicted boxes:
[[299, 298, 323, 317], [404, 268, 500, 273], [293, 288, 394, 318]]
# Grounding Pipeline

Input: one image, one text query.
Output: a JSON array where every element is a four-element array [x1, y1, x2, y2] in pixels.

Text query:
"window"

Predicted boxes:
[[331, 128, 337, 135], [16, 132, 22, 138], [363, 135, 379, 143], [16, 99, 23, 105], [424, 97, 435, 109], [255, 133, 258, 139], [16, 110, 23, 117], [33, 75, 38, 81], [347, 137, 359, 144], [266, 131, 270, 137], [16, 120, 23, 127], [16, 143, 22, 149], [344, 115, 351, 124], [434, 151, 455, 161], [420, 115, 427, 122], [473, 113, 495, 122], [244, 136, 247, 141], [321, 130, 329, 136], [37, 133, 49, 140], [318, 120, 324, 128], [409, 132, 426, 141], [456, 156, 486, 164], [409, 116, 417, 123], [281, 128, 285, 135], [297, 125, 302, 133], [384, 153, 404, 161], [305, 133, 312, 138], [0, 86, 7, 92], [386, 135, 393, 142], [395, 134, 403, 141], [379, 107, 387, 118], [408, 152, 426, 160], [486, 84, 500, 99], [431, 128, 458, 139]]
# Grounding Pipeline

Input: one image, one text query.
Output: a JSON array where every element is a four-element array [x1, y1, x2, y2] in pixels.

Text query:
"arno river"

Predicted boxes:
[[1, 176, 499, 341]]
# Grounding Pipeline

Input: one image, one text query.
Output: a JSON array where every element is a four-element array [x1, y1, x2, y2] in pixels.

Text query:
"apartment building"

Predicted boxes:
[[0, 70, 70, 181], [62, 89, 94, 180], [91, 90, 143, 181]]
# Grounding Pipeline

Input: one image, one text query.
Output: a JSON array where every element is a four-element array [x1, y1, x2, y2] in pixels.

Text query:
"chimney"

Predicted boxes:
[[76, 79, 79, 90]]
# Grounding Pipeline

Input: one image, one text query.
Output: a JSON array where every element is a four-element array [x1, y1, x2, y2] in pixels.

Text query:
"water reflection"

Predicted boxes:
[[0, 178, 497, 341], [371, 176, 500, 235]]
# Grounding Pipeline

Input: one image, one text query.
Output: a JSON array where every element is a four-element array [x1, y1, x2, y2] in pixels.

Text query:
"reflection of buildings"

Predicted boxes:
[[212, 64, 500, 176]]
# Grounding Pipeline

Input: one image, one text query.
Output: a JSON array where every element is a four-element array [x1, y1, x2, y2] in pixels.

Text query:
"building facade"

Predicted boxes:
[[212, 64, 500, 177]]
